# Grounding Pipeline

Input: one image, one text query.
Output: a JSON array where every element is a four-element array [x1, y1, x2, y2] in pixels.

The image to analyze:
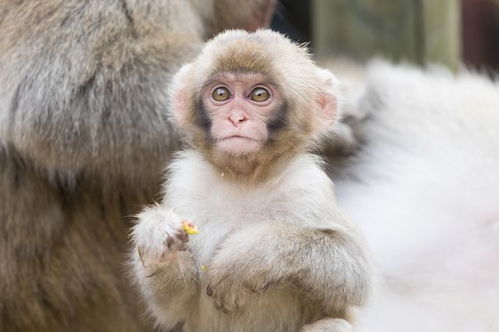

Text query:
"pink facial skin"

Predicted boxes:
[[203, 73, 282, 156]]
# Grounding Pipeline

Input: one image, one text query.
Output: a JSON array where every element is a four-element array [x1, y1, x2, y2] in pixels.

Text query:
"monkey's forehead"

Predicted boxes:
[[199, 30, 312, 77], [211, 42, 272, 75]]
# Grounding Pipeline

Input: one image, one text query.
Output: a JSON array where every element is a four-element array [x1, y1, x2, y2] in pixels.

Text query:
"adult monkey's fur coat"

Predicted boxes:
[[0, 1, 275, 331], [331, 62, 499, 332]]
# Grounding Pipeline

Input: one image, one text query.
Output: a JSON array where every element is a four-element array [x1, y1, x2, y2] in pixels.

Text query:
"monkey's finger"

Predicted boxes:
[[137, 247, 147, 268], [177, 242, 188, 251], [163, 237, 187, 252], [206, 285, 214, 296], [214, 296, 234, 313], [214, 297, 224, 311], [206, 278, 226, 297], [221, 294, 240, 313], [255, 278, 280, 295], [165, 237, 175, 249], [175, 229, 190, 242]]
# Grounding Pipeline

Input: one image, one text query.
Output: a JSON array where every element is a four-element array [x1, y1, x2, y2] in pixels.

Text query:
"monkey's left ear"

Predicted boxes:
[[315, 69, 340, 132], [168, 64, 193, 128]]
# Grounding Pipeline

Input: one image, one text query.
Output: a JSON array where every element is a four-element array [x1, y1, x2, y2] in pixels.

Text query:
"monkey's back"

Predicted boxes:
[[0, 1, 199, 331]]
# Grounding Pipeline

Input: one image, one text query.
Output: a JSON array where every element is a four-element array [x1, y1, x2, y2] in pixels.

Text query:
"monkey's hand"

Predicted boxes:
[[205, 254, 277, 313], [131, 206, 190, 266], [205, 223, 296, 313], [130, 206, 198, 326]]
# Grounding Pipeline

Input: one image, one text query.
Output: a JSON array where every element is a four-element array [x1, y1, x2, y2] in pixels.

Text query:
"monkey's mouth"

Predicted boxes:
[[219, 135, 259, 142], [215, 135, 263, 155]]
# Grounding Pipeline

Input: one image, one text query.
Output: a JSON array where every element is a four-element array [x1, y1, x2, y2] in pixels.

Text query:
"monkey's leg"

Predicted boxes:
[[300, 318, 353, 332]]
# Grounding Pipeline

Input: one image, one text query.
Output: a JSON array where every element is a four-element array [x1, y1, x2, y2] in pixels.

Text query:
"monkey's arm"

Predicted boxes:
[[130, 205, 198, 329], [206, 217, 370, 316]]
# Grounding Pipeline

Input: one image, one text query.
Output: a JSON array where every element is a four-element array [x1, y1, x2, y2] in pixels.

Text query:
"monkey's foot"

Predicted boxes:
[[300, 318, 353, 332], [132, 207, 190, 265]]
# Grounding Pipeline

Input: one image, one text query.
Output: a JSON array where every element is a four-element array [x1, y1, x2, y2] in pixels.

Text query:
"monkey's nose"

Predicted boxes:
[[228, 113, 248, 127]]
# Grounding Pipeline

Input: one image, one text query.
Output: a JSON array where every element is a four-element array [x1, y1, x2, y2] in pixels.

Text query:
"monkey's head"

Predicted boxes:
[[169, 30, 340, 180]]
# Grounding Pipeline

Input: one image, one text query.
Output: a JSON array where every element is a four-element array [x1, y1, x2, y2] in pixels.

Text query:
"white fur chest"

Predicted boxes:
[[163, 150, 334, 266], [165, 155, 281, 266]]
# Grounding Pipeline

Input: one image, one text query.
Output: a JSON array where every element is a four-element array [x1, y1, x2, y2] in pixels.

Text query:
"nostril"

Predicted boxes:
[[228, 114, 248, 126]]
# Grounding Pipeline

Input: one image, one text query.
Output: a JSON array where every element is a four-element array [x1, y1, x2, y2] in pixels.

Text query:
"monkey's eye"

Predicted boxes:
[[211, 87, 231, 102], [249, 87, 271, 102]]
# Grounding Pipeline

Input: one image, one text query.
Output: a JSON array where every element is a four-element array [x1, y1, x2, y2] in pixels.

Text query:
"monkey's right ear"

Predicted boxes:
[[168, 64, 193, 128], [314, 69, 341, 132]]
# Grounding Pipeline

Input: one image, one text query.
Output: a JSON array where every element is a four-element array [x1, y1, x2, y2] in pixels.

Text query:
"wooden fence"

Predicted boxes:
[[313, 0, 461, 70]]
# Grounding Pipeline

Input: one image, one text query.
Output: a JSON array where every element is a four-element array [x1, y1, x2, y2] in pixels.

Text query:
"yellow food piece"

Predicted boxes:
[[200, 265, 208, 272], [182, 221, 200, 235]]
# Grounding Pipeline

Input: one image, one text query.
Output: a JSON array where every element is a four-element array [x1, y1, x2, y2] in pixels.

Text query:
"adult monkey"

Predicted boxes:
[[332, 62, 499, 332], [0, 1, 275, 331]]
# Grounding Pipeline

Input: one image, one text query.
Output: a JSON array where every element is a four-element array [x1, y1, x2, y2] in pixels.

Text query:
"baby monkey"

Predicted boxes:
[[131, 30, 370, 332]]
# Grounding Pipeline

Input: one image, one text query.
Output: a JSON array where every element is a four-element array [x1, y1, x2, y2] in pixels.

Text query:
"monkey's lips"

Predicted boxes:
[[219, 135, 259, 142], [216, 135, 263, 155]]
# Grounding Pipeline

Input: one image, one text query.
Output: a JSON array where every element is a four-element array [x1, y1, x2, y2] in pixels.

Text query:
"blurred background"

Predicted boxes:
[[271, 0, 499, 73]]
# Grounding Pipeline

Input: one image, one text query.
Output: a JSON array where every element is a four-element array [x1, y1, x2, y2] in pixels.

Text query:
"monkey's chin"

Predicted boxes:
[[216, 137, 263, 156]]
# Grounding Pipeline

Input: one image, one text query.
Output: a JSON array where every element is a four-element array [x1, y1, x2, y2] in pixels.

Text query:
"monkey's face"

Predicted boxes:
[[200, 72, 284, 156], [169, 30, 340, 176]]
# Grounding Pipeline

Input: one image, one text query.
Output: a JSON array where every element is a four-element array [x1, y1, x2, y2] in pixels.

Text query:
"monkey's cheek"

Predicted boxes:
[[216, 138, 263, 156]]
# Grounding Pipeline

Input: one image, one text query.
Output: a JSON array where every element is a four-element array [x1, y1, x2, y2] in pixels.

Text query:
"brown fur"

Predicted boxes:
[[0, 1, 275, 331], [211, 0, 276, 34], [213, 41, 272, 74], [0, 146, 154, 332]]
